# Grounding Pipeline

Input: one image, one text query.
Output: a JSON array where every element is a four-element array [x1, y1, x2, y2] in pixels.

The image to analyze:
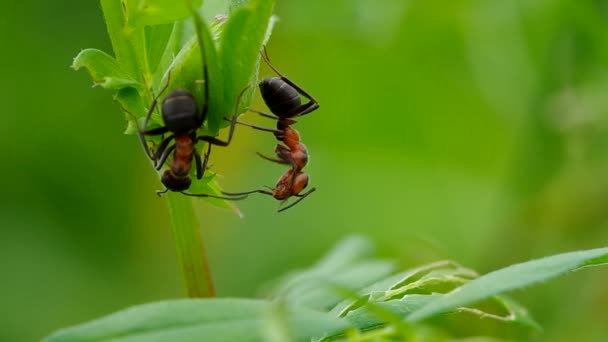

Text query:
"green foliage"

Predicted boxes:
[[71, 0, 275, 203], [72, 49, 141, 90], [43, 299, 350, 342], [71, 0, 276, 303], [407, 247, 608, 322], [45, 237, 608, 341]]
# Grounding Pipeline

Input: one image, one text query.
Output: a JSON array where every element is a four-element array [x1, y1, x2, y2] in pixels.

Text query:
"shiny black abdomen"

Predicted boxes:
[[162, 89, 199, 134], [259, 77, 301, 118]]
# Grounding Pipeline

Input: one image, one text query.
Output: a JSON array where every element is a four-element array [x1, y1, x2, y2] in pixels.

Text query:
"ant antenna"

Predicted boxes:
[[143, 70, 173, 131], [260, 46, 285, 78], [156, 188, 169, 197], [192, 7, 211, 123]]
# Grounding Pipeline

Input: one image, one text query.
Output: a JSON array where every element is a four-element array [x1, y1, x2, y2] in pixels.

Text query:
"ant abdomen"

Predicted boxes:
[[259, 77, 301, 117], [161, 170, 191, 192], [161, 89, 199, 134]]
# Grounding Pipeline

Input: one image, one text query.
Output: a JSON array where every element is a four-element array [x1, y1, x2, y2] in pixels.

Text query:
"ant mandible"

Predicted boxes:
[[126, 40, 249, 200], [222, 48, 319, 212]]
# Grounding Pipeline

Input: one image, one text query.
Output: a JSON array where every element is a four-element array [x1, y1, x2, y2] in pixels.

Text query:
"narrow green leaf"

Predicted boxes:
[[191, 6, 226, 133], [126, 0, 203, 27], [272, 236, 395, 310], [330, 261, 469, 317], [220, 0, 276, 126], [280, 261, 395, 311], [343, 295, 438, 332], [229, 0, 250, 14], [44, 299, 350, 342], [145, 23, 175, 75], [114, 87, 148, 134], [100, 0, 139, 76], [72, 49, 141, 90], [151, 21, 186, 88], [314, 236, 378, 273], [407, 247, 608, 322]]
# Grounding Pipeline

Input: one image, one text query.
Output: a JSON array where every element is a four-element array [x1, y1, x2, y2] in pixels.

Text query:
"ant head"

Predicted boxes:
[[161, 170, 191, 192], [161, 89, 200, 134], [259, 77, 301, 118]]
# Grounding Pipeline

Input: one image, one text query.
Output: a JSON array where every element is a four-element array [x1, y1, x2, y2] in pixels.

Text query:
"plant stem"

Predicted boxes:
[[165, 192, 215, 297]]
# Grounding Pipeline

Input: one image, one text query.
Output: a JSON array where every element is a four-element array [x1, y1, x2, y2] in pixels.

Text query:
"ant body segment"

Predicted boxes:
[[222, 49, 319, 212]]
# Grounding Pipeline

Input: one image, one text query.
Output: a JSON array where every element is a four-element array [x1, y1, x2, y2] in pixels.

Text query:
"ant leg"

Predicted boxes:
[[223, 117, 282, 134], [194, 149, 203, 180], [180, 192, 248, 200], [257, 145, 294, 166], [143, 70, 172, 131], [156, 188, 169, 197], [154, 144, 175, 170], [221, 189, 274, 196], [121, 106, 158, 160], [249, 109, 278, 120], [152, 135, 175, 161], [260, 48, 319, 118], [194, 142, 212, 180], [278, 187, 316, 213], [198, 85, 250, 146], [256, 152, 291, 165]]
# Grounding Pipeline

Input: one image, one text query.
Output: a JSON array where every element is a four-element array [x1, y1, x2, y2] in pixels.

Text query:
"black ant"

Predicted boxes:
[[222, 49, 319, 212], [124, 50, 249, 200]]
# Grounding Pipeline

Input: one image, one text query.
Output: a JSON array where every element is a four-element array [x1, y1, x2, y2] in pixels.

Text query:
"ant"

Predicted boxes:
[[125, 49, 249, 200], [222, 49, 319, 212]]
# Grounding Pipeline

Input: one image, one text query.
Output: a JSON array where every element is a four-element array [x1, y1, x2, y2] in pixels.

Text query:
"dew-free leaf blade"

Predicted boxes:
[[44, 298, 350, 342], [344, 294, 438, 332], [145, 23, 175, 75], [191, 5, 225, 133], [407, 247, 608, 322], [220, 0, 276, 125], [100, 0, 139, 76], [126, 0, 204, 27], [72, 49, 142, 90], [271, 236, 395, 310]]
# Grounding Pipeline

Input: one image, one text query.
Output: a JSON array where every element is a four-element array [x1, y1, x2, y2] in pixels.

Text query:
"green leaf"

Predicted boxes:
[[126, 0, 204, 27], [283, 261, 395, 311], [407, 247, 608, 322], [145, 23, 175, 75], [229, 0, 250, 14], [219, 0, 276, 127], [72, 49, 142, 90], [342, 294, 438, 333], [100, 0, 139, 76], [151, 21, 186, 87], [44, 299, 350, 342], [115, 87, 148, 134], [272, 236, 395, 310], [330, 261, 472, 317], [191, 6, 226, 133], [322, 256, 540, 336]]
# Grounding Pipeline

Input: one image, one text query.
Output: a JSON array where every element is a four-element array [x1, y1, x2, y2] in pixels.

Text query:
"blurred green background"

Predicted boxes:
[[2, 0, 608, 341]]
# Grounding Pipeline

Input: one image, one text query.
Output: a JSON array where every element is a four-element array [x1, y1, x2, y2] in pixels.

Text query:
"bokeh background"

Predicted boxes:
[[2, 0, 608, 341]]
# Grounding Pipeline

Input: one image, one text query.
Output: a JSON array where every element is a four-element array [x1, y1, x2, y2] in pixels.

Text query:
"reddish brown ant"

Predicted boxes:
[[124, 41, 250, 200], [222, 49, 319, 212]]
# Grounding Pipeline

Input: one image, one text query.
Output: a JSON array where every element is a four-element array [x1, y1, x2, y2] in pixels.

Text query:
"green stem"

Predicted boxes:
[[165, 192, 215, 297]]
